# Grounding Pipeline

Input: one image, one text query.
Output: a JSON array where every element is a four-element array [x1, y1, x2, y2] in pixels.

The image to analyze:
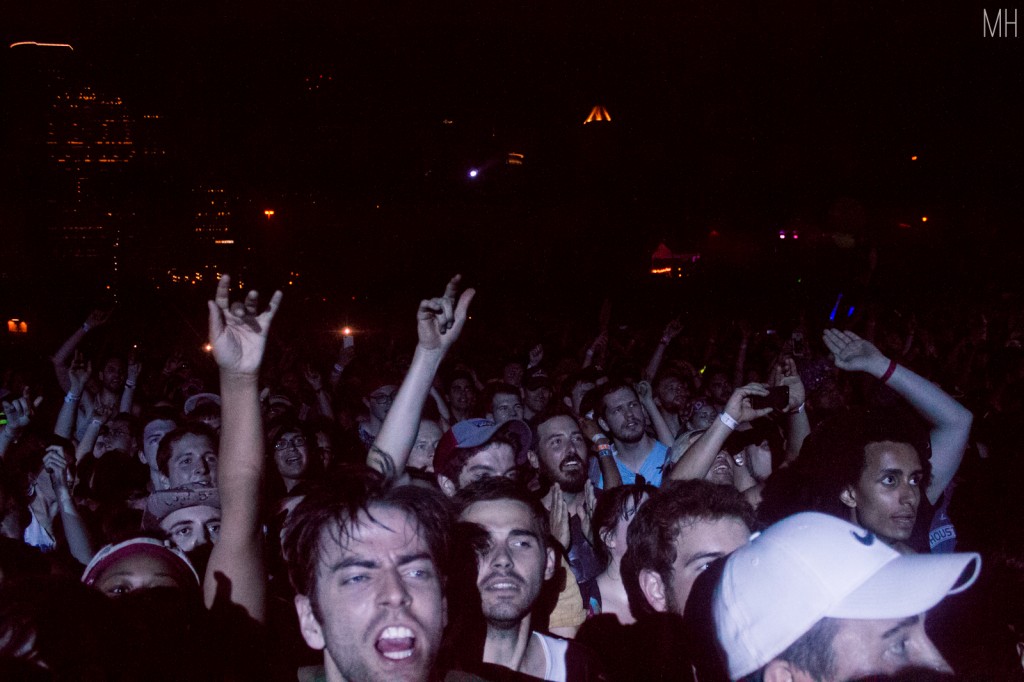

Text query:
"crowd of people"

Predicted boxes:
[[1, 271, 1023, 681]]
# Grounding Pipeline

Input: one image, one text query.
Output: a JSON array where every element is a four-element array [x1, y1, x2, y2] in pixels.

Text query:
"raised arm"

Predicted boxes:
[[44, 444, 95, 564], [206, 275, 282, 623], [668, 383, 772, 483], [644, 318, 683, 381], [367, 275, 474, 485], [823, 329, 973, 504], [732, 322, 752, 389], [636, 380, 675, 445], [75, 404, 111, 463], [55, 358, 89, 440], [0, 389, 42, 459], [51, 309, 110, 392], [771, 356, 811, 463], [304, 364, 333, 419], [119, 351, 141, 415]]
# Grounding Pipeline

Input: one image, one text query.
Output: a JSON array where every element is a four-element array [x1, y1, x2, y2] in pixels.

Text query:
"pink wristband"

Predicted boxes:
[[880, 359, 898, 384]]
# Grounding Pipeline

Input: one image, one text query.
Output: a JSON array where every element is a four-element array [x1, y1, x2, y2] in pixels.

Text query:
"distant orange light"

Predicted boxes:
[[9, 41, 73, 50], [583, 105, 612, 125], [7, 319, 28, 333], [342, 327, 353, 336], [921, 216, 928, 222], [911, 155, 918, 161], [203, 343, 213, 352], [264, 209, 275, 218]]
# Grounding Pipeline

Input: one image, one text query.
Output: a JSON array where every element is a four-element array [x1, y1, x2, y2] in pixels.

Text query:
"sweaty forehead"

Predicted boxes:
[[316, 505, 434, 568], [538, 415, 579, 439]]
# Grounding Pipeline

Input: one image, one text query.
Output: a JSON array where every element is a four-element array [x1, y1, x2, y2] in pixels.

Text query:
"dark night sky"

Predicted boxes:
[[2, 1, 1022, 272]]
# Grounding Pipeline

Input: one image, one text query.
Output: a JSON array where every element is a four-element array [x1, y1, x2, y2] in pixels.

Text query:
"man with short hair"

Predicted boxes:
[[522, 369, 553, 422], [486, 383, 524, 425], [712, 511, 980, 681], [591, 381, 671, 487], [358, 380, 399, 450], [561, 369, 600, 418], [139, 409, 178, 491], [156, 423, 218, 488], [433, 418, 532, 497], [622, 479, 755, 619], [285, 471, 452, 682], [447, 371, 478, 424], [454, 478, 602, 681]]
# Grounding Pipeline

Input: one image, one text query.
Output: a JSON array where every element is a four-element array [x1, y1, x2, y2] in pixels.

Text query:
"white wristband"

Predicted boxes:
[[719, 412, 739, 430], [65, 392, 80, 404]]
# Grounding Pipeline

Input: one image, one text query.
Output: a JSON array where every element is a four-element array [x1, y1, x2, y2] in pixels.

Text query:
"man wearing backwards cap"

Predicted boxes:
[[713, 511, 981, 681], [434, 417, 532, 498], [143, 484, 221, 553]]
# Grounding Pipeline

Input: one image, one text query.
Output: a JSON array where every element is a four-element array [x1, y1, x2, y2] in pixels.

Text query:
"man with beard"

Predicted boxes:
[[453, 478, 603, 681], [652, 372, 691, 440], [590, 382, 671, 488], [529, 409, 601, 585]]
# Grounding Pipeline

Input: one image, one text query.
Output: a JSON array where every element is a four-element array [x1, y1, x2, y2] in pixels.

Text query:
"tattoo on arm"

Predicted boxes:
[[368, 444, 397, 483]]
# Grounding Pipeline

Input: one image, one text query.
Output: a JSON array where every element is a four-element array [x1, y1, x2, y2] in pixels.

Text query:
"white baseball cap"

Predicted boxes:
[[714, 512, 981, 680]]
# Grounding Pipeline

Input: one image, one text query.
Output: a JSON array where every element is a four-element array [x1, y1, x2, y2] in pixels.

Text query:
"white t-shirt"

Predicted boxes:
[[533, 631, 569, 682]]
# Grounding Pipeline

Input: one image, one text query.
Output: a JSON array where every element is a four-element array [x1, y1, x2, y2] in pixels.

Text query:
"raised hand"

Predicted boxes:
[[43, 445, 72, 492], [723, 383, 774, 425], [823, 329, 889, 376], [589, 331, 609, 357], [3, 388, 42, 432], [207, 275, 282, 376], [528, 343, 544, 368], [579, 480, 598, 545], [83, 308, 111, 330], [635, 380, 655, 404], [662, 318, 684, 343], [416, 274, 475, 353], [68, 355, 91, 395], [125, 352, 142, 387], [303, 364, 324, 392], [88, 402, 114, 425], [771, 356, 806, 411], [542, 482, 571, 551], [578, 415, 607, 443]]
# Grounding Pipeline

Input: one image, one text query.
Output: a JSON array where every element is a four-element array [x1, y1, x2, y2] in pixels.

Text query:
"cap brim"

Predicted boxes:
[[830, 552, 981, 620], [501, 419, 533, 463]]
